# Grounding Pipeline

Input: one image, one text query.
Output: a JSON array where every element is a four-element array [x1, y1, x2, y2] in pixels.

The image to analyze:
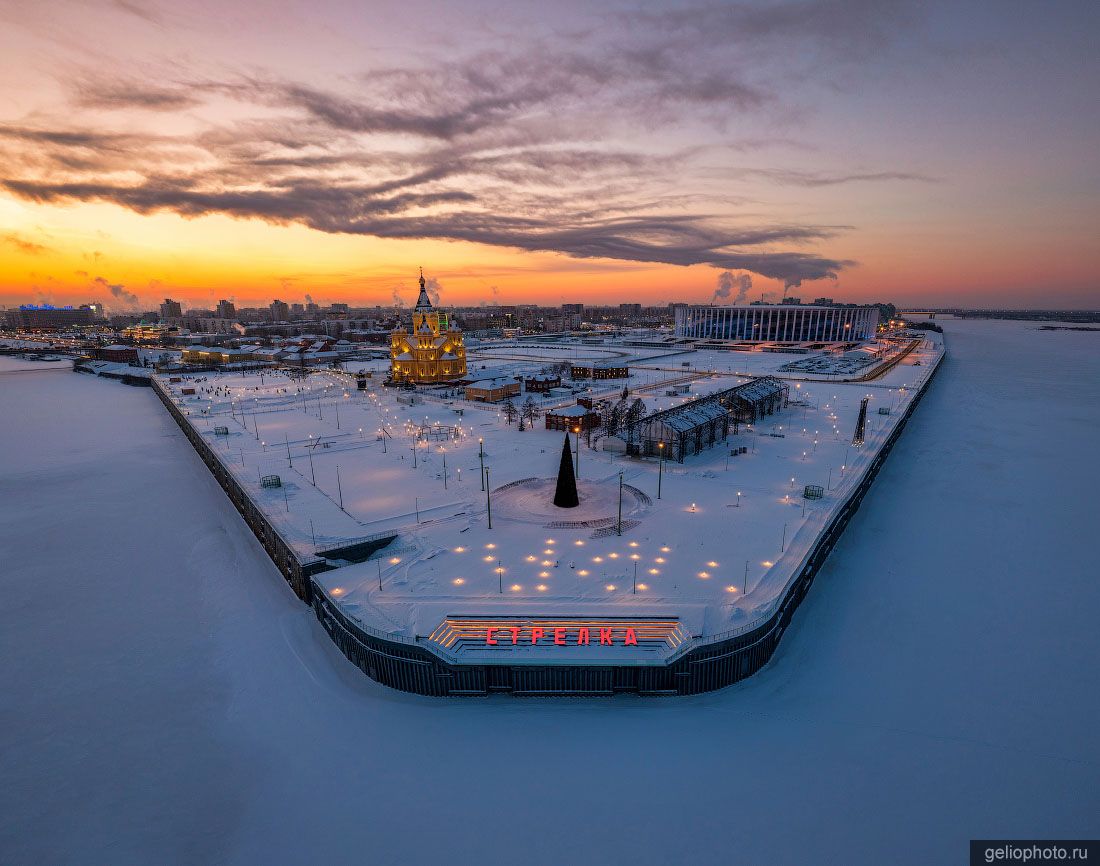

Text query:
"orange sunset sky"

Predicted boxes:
[[1, 0, 1097, 312]]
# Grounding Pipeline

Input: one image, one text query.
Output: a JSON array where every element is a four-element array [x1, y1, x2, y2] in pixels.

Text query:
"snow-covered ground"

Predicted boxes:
[[150, 334, 940, 661], [1, 318, 1098, 864]]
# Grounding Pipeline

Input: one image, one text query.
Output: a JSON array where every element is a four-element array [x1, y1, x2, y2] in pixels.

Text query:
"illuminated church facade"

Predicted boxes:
[[389, 270, 467, 384]]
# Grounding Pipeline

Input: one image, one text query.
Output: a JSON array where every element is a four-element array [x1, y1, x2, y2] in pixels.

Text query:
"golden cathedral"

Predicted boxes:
[[389, 269, 467, 384]]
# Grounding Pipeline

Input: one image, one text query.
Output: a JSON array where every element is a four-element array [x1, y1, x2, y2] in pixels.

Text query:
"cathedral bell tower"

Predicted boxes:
[[389, 267, 467, 384]]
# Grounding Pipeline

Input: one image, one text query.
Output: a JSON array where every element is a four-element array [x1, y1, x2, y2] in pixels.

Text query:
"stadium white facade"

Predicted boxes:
[[674, 304, 880, 343]]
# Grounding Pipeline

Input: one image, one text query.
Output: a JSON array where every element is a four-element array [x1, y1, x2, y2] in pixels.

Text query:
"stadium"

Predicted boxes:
[[674, 304, 880, 344]]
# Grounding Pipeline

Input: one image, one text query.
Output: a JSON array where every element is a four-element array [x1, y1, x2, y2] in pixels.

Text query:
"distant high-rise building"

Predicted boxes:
[[160, 298, 182, 318], [562, 303, 583, 314], [781, 297, 801, 305], [813, 297, 834, 306], [290, 303, 304, 316], [619, 303, 642, 315], [329, 303, 349, 313], [216, 299, 236, 319], [270, 299, 290, 321], [4, 304, 98, 330], [306, 302, 320, 315]]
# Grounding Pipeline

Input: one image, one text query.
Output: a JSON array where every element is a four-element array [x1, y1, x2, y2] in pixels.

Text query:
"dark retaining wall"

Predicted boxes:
[[151, 378, 331, 602], [153, 354, 942, 696]]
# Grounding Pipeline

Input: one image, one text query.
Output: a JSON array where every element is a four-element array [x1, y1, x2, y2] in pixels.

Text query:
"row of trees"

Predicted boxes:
[[601, 396, 646, 436], [502, 386, 647, 437], [502, 396, 542, 430]]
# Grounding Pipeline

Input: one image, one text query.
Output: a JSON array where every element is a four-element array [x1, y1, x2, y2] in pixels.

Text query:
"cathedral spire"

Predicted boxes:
[[414, 266, 433, 310]]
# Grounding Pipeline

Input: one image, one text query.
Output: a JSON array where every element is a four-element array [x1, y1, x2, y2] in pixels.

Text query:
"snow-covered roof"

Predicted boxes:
[[733, 377, 785, 404], [466, 377, 519, 389], [547, 405, 590, 417]]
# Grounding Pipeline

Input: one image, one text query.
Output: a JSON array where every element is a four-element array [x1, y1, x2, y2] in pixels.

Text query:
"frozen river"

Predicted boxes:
[[1, 319, 1098, 865]]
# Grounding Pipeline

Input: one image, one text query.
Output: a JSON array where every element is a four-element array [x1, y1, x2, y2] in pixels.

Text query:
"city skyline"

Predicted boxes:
[[1, 0, 1098, 312]]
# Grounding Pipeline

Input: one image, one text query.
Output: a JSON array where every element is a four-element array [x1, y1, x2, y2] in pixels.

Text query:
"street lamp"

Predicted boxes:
[[484, 467, 492, 529], [574, 426, 581, 476], [617, 470, 624, 536], [479, 438, 485, 491], [657, 441, 664, 499]]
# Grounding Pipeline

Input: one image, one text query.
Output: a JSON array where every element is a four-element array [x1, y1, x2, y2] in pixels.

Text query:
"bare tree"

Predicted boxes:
[[603, 401, 623, 436], [521, 397, 539, 425]]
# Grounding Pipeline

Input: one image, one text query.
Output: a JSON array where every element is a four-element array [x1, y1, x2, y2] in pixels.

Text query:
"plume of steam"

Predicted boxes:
[[94, 275, 140, 310], [713, 270, 751, 304], [391, 285, 406, 307], [425, 275, 442, 305], [304, 293, 314, 305]]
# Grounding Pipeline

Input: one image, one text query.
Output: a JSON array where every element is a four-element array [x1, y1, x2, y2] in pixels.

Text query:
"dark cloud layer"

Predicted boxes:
[[0, 0, 930, 286]]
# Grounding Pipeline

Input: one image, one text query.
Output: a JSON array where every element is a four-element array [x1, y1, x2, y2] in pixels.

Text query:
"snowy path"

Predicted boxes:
[[1, 318, 1098, 865]]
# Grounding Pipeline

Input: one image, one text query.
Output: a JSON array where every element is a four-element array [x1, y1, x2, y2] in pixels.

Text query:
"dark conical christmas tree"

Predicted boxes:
[[553, 432, 579, 508]]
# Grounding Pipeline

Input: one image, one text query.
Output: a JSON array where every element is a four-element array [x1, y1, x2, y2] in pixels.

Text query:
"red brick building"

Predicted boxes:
[[545, 404, 600, 432], [94, 344, 139, 363]]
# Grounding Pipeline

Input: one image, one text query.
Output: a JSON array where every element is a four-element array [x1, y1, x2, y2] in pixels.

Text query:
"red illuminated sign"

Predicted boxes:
[[485, 626, 638, 646], [427, 618, 686, 653]]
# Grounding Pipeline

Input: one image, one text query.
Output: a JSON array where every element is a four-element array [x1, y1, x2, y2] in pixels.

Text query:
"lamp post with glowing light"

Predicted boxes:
[[657, 441, 664, 499], [574, 426, 581, 476], [479, 438, 485, 491]]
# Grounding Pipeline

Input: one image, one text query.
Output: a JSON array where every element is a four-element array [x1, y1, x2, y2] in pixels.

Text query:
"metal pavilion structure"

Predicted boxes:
[[623, 376, 789, 462]]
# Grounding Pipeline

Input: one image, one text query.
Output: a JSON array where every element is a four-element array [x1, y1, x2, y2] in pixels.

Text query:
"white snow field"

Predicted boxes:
[[1, 318, 1098, 865]]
